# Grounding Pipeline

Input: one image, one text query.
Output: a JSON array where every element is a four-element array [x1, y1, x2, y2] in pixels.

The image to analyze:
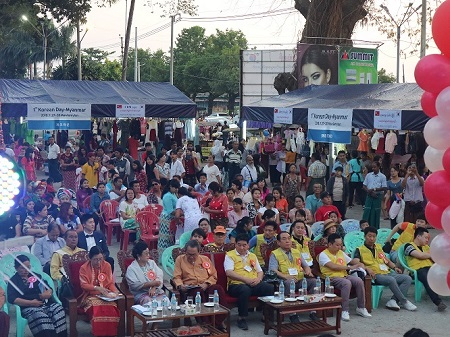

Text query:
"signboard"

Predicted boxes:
[[274, 107, 293, 124], [338, 47, 378, 84], [307, 108, 353, 144], [27, 104, 91, 130], [297, 44, 339, 88], [374, 109, 402, 130], [116, 104, 145, 118]]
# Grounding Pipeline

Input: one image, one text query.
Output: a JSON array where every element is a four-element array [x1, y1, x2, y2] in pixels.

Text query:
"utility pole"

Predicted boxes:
[[120, 35, 124, 61], [134, 27, 138, 82], [420, 0, 426, 58], [41, 23, 47, 80], [170, 15, 175, 85], [77, 21, 82, 80]]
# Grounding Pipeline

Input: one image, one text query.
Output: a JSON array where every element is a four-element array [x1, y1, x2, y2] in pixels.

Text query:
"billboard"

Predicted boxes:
[[297, 44, 339, 88], [338, 47, 378, 84]]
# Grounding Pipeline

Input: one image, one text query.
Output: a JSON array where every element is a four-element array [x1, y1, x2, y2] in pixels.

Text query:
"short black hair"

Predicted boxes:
[[81, 213, 94, 225], [403, 328, 430, 337], [97, 182, 106, 188], [47, 222, 59, 233], [264, 220, 278, 231], [327, 233, 342, 244], [414, 227, 429, 239], [198, 172, 207, 178], [14, 254, 30, 268], [231, 179, 242, 189], [132, 241, 149, 259], [184, 239, 201, 251], [88, 246, 103, 259], [263, 209, 276, 220], [363, 226, 377, 236], [191, 228, 207, 239], [294, 195, 305, 202], [416, 213, 427, 223], [359, 219, 369, 225], [64, 229, 78, 239], [235, 233, 249, 243], [276, 231, 290, 241]]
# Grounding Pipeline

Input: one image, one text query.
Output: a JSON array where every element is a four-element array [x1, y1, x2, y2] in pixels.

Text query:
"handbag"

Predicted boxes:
[[264, 141, 275, 154], [58, 274, 74, 308]]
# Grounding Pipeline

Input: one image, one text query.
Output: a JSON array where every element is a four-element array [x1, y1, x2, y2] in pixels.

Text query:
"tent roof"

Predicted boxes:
[[242, 83, 428, 131], [0, 79, 196, 118]]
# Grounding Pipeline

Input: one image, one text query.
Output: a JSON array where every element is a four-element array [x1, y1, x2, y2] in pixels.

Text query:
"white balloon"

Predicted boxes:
[[424, 146, 445, 172], [423, 116, 450, 150], [428, 264, 450, 296], [436, 86, 450, 119], [430, 233, 450, 267]]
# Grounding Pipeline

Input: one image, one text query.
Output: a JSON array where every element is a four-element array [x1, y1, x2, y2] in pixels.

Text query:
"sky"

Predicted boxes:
[[81, 0, 442, 83]]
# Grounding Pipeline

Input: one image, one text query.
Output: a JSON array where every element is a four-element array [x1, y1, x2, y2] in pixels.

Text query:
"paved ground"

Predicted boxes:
[[6, 177, 448, 336]]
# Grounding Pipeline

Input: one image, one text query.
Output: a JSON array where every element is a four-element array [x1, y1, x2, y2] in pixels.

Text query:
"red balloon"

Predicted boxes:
[[447, 270, 450, 289], [424, 170, 450, 208], [432, 0, 450, 56], [425, 202, 445, 230], [414, 54, 450, 94], [443, 148, 450, 173], [421, 92, 438, 118]]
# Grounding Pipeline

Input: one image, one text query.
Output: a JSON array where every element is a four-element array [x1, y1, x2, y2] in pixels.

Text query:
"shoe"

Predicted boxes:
[[356, 307, 372, 318], [309, 312, 320, 321], [237, 319, 248, 330], [289, 314, 300, 323], [341, 311, 350, 321], [385, 299, 400, 311], [438, 302, 447, 312], [402, 300, 417, 311], [217, 323, 227, 332]]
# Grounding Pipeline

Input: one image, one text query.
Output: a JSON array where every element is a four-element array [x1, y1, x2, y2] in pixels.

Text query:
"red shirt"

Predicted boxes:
[[314, 205, 341, 221]]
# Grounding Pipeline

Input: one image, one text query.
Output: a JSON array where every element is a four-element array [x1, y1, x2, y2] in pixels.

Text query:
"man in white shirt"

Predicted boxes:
[[240, 155, 258, 189], [47, 136, 62, 182], [130, 180, 149, 210], [169, 151, 185, 179]]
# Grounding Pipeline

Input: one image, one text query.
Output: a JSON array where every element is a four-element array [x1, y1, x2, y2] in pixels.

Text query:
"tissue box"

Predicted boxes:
[[184, 305, 196, 315]]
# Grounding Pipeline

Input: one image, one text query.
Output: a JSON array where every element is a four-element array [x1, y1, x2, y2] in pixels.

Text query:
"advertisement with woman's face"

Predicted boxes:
[[297, 44, 339, 88]]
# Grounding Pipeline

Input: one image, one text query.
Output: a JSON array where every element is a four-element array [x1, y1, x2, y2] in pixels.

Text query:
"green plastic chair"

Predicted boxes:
[[0, 252, 42, 276], [161, 245, 179, 278], [371, 283, 386, 309], [376, 228, 400, 244], [397, 244, 423, 302], [179, 230, 193, 248], [343, 231, 365, 257], [0, 279, 8, 314], [313, 234, 323, 242]]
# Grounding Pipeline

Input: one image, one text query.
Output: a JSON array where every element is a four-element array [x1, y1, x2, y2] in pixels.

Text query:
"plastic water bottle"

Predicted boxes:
[[325, 276, 331, 291], [170, 294, 177, 316], [316, 277, 322, 293], [289, 279, 296, 298], [279, 280, 285, 300], [195, 291, 202, 313], [151, 296, 158, 317], [213, 290, 220, 312], [162, 295, 169, 317], [302, 278, 308, 295]]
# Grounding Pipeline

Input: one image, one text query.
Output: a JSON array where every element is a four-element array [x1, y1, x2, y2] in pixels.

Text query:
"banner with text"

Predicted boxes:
[[274, 107, 293, 124], [116, 104, 145, 118], [27, 104, 91, 130], [307, 109, 353, 144], [338, 47, 378, 84], [374, 109, 402, 130]]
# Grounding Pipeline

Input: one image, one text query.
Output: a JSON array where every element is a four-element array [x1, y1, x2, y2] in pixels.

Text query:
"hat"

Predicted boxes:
[[35, 182, 46, 191], [57, 188, 74, 200], [320, 191, 331, 199], [214, 226, 227, 234], [42, 193, 54, 202], [323, 219, 337, 232]]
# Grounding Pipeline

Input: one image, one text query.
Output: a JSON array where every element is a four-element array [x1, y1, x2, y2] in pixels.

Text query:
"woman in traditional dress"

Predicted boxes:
[[21, 148, 36, 182], [203, 181, 228, 228], [119, 188, 141, 240], [59, 145, 77, 190], [132, 160, 148, 193], [7, 255, 67, 337], [76, 179, 93, 214], [158, 179, 180, 260], [79, 246, 120, 337], [125, 241, 164, 305]]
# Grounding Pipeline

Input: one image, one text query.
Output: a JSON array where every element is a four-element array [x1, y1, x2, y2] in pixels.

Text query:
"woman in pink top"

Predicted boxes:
[[21, 148, 36, 182], [227, 198, 249, 228]]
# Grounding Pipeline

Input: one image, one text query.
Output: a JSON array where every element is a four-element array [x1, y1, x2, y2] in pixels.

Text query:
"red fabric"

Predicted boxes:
[[85, 302, 120, 336], [69, 261, 86, 298], [314, 205, 342, 221], [209, 195, 228, 220], [128, 137, 139, 160]]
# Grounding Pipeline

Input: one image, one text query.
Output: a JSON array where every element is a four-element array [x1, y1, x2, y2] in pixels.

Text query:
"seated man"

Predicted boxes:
[[354, 227, 416, 311], [34, 222, 66, 274], [314, 192, 342, 222], [269, 231, 319, 322], [205, 226, 227, 251], [386, 213, 428, 264], [77, 213, 114, 271], [404, 227, 447, 311], [249, 221, 278, 269], [225, 234, 274, 330], [318, 233, 371, 321], [50, 229, 86, 281]]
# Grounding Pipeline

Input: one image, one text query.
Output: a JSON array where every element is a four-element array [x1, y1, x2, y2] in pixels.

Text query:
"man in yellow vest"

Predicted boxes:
[[354, 227, 416, 311], [404, 227, 447, 311], [225, 234, 274, 330], [318, 233, 371, 321], [269, 231, 319, 322], [249, 221, 278, 269]]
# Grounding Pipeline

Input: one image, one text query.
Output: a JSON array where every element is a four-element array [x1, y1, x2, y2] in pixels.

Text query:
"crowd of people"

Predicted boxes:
[[0, 134, 443, 336]]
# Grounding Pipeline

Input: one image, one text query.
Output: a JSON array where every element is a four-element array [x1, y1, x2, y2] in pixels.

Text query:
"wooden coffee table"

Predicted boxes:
[[130, 304, 230, 337], [259, 296, 342, 336]]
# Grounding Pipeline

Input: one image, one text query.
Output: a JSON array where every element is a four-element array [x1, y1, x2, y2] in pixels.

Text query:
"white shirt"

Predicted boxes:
[[48, 143, 60, 159], [4, 148, 14, 158], [202, 164, 221, 185], [83, 230, 96, 251], [241, 164, 258, 183], [134, 193, 149, 210], [318, 250, 352, 267], [258, 207, 279, 215], [169, 159, 185, 179], [224, 249, 263, 272]]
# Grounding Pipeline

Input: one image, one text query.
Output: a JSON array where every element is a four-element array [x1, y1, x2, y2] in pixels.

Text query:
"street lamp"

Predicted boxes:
[[381, 3, 422, 83], [22, 15, 47, 79], [169, 13, 181, 85]]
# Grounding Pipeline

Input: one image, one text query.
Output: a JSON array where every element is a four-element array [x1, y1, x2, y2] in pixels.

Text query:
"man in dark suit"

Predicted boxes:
[[78, 213, 114, 271]]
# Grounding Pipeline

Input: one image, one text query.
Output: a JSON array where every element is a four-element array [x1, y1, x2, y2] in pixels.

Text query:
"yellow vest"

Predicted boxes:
[[226, 250, 259, 286], [319, 249, 348, 278], [392, 223, 415, 251], [272, 248, 304, 279], [254, 234, 274, 266], [405, 243, 433, 270], [291, 236, 313, 266], [358, 243, 389, 275]]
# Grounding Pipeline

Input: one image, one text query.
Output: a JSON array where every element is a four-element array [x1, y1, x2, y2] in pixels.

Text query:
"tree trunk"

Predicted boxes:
[[227, 93, 237, 113], [122, 0, 136, 81], [207, 94, 216, 114]]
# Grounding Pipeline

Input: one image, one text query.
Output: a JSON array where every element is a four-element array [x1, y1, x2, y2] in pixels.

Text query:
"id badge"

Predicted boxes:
[[301, 253, 311, 260], [288, 268, 298, 276], [244, 265, 252, 272], [379, 264, 389, 271]]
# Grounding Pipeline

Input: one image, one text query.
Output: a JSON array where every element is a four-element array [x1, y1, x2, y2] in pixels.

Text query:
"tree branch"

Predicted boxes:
[[294, 0, 310, 19]]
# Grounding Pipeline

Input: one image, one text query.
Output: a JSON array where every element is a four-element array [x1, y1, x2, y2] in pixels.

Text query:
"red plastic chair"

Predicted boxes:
[[142, 204, 163, 216], [99, 199, 120, 246], [137, 211, 159, 249]]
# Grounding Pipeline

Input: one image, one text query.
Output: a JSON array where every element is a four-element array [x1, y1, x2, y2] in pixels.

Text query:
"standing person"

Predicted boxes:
[[402, 164, 425, 224], [154, 153, 170, 186], [226, 141, 243, 187], [60, 145, 77, 190], [169, 150, 185, 180], [47, 136, 62, 183], [194, 173, 209, 196], [306, 152, 327, 197], [225, 234, 274, 330], [211, 139, 225, 170], [326, 166, 348, 219], [147, 179, 163, 205], [362, 161, 388, 229], [332, 150, 350, 177], [348, 150, 365, 208], [203, 155, 222, 186], [268, 151, 279, 185], [81, 152, 100, 189], [114, 147, 131, 186], [272, 187, 289, 223], [21, 148, 37, 182], [131, 160, 147, 194], [275, 143, 287, 183], [318, 234, 371, 321], [241, 155, 258, 191], [175, 187, 203, 233], [283, 164, 302, 210], [183, 148, 199, 187], [158, 179, 180, 259], [79, 246, 120, 337], [385, 166, 404, 229], [246, 188, 263, 223], [143, 155, 156, 191], [203, 181, 228, 228]]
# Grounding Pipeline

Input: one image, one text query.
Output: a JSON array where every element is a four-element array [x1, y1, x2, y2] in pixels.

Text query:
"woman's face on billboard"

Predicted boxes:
[[301, 63, 331, 86]]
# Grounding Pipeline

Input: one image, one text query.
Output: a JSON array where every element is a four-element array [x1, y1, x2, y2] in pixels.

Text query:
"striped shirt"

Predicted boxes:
[[226, 149, 242, 164]]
